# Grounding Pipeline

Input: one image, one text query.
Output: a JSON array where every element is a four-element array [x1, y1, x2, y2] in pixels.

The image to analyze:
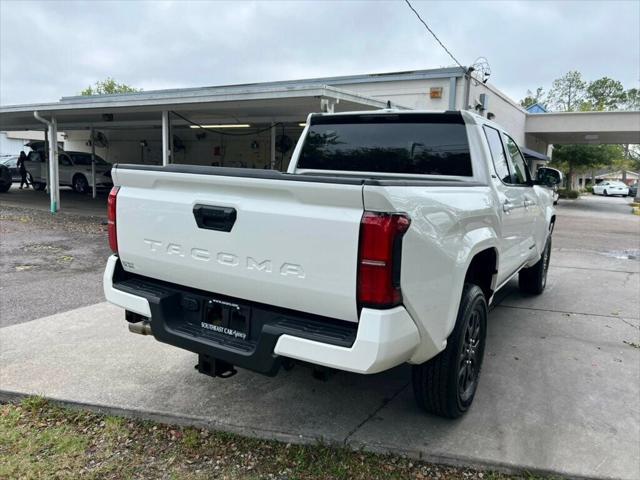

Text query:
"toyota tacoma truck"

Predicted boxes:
[[103, 110, 559, 418]]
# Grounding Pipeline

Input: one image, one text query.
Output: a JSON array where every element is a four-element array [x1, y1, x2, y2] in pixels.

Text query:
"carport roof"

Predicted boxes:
[[0, 84, 406, 131], [525, 110, 640, 145]]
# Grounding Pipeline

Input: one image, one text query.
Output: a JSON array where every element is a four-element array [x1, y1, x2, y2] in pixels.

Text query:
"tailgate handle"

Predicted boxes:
[[193, 205, 237, 232]]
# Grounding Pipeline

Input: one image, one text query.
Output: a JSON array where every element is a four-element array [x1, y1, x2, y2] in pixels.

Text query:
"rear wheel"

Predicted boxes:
[[73, 174, 89, 194], [519, 236, 552, 294], [0, 182, 10, 193], [412, 283, 487, 418], [33, 181, 46, 191]]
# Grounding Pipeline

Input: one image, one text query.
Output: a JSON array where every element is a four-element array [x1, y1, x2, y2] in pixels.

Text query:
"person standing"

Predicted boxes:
[[17, 151, 29, 189]]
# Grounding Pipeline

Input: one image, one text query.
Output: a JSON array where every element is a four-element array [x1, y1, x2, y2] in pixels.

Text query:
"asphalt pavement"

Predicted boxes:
[[0, 205, 111, 326], [1, 183, 109, 217], [1, 193, 638, 478]]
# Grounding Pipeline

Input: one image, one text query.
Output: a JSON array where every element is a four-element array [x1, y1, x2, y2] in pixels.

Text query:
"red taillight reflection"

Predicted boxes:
[[107, 186, 120, 253], [357, 211, 410, 309]]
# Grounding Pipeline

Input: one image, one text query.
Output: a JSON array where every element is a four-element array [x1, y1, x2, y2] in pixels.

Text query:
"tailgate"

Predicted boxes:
[[112, 167, 364, 322]]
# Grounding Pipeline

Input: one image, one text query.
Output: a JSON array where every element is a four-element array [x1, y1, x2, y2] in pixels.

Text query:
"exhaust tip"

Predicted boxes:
[[128, 322, 152, 336]]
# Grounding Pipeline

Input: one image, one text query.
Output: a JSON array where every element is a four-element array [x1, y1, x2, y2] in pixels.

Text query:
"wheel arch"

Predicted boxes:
[[463, 247, 498, 302]]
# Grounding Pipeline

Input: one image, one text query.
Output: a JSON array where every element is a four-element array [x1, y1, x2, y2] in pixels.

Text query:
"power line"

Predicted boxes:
[[170, 110, 284, 136], [403, 0, 465, 70]]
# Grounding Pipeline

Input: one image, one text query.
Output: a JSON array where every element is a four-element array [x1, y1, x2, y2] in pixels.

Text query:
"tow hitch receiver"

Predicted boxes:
[[196, 354, 237, 379]]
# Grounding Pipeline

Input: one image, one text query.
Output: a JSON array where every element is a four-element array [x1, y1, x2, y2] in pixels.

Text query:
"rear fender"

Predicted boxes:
[[404, 224, 499, 365]]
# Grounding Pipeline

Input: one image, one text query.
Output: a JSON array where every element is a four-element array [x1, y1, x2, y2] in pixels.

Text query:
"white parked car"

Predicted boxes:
[[26, 149, 113, 193], [104, 110, 559, 418], [593, 181, 629, 197]]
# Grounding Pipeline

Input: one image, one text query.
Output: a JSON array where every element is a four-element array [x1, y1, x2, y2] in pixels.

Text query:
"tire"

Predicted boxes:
[[33, 182, 46, 191], [72, 174, 89, 194], [0, 182, 10, 193], [603, 189, 608, 196], [519, 236, 552, 295], [412, 283, 487, 418]]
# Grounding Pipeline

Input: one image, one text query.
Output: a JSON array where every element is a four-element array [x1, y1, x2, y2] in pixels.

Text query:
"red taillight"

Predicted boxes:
[[357, 211, 411, 309], [107, 186, 120, 253]]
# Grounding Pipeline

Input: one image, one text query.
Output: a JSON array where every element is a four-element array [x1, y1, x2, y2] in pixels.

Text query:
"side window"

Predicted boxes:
[[483, 126, 511, 183], [59, 154, 72, 166], [503, 134, 530, 185]]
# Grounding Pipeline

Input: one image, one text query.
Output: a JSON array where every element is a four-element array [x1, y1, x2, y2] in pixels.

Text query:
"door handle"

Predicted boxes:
[[193, 205, 237, 232], [503, 201, 514, 213], [524, 198, 536, 208]]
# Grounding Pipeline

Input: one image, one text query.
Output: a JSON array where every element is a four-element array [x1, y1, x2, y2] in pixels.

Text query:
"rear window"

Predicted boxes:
[[297, 113, 472, 176]]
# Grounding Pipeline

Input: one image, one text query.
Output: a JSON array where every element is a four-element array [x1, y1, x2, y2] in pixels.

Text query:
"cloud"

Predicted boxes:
[[1, 0, 638, 106]]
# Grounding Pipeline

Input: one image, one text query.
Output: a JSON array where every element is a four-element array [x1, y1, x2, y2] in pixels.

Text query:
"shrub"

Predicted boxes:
[[558, 189, 580, 199]]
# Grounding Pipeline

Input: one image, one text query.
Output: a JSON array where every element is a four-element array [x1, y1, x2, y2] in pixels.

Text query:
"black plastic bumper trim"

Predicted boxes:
[[111, 260, 357, 376]]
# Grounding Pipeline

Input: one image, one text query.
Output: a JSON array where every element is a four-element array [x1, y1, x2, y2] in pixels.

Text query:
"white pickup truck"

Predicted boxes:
[[104, 110, 560, 418]]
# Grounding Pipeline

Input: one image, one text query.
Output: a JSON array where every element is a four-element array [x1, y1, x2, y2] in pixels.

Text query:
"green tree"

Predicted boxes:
[[583, 77, 626, 111], [551, 144, 624, 189], [623, 88, 640, 110], [81, 78, 141, 96], [547, 71, 586, 112], [520, 87, 546, 109]]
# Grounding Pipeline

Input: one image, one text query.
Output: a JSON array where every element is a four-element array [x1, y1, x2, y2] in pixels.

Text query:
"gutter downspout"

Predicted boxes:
[[33, 111, 59, 213], [448, 76, 457, 110], [462, 67, 474, 111]]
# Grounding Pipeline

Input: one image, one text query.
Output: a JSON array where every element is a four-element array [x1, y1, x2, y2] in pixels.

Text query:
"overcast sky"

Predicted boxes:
[[1, 0, 638, 106]]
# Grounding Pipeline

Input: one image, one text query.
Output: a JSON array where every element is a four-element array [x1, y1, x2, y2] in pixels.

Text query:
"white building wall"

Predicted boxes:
[[0, 132, 26, 155], [466, 81, 528, 145], [336, 78, 454, 110]]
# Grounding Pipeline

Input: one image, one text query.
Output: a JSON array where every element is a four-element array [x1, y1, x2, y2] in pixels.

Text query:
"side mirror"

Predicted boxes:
[[537, 167, 563, 188]]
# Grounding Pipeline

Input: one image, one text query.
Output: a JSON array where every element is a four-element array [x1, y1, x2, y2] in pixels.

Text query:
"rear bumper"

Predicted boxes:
[[103, 255, 420, 375]]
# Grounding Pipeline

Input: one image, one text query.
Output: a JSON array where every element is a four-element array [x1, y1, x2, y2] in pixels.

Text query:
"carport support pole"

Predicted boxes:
[[33, 111, 59, 213], [162, 111, 170, 166], [49, 117, 60, 212], [44, 128, 49, 190], [91, 127, 96, 199], [270, 123, 276, 170]]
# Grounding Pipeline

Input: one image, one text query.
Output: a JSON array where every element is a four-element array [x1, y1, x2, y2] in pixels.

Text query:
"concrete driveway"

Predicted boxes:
[[1, 194, 638, 479]]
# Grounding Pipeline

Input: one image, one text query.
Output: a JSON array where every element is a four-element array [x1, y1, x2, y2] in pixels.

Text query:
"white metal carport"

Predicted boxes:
[[0, 84, 400, 213]]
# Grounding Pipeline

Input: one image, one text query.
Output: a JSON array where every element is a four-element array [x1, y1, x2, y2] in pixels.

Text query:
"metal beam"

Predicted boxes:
[[161, 111, 170, 166], [91, 127, 96, 199], [33, 111, 59, 213], [49, 117, 59, 212], [270, 122, 276, 170]]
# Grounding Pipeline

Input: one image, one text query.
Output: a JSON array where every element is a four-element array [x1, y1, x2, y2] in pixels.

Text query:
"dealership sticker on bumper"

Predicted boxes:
[[201, 322, 247, 340]]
